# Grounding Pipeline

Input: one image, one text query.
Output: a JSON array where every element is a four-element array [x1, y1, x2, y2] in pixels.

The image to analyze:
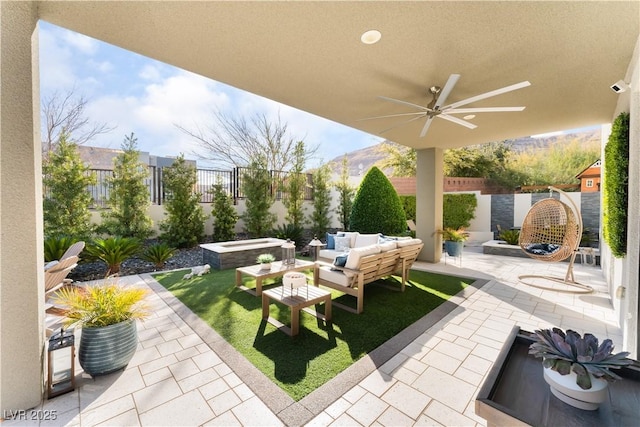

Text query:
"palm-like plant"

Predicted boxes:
[[529, 328, 631, 389], [54, 283, 149, 328], [85, 237, 141, 275], [141, 243, 175, 270], [44, 236, 77, 262]]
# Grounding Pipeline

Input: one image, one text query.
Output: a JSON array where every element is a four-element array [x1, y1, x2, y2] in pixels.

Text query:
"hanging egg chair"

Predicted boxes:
[[518, 187, 593, 293]]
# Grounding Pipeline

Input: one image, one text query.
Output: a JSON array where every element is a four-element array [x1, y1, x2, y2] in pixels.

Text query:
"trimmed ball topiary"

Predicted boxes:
[[349, 167, 407, 235]]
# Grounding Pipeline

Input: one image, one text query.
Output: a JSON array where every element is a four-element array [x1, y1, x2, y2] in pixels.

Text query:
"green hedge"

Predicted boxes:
[[399, 195, 416, 221], [443, 193, 477, 230], [603, 112, 630, 258]]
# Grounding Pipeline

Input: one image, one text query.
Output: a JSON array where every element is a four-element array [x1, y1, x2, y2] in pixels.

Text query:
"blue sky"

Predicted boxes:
[[39, 21, 383, 168]]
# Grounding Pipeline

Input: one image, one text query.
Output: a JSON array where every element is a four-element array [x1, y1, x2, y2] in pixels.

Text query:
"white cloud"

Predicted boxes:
[[62, 30, 98, 55], [39, 25, 77, 91], [139, 64, 163, 82]]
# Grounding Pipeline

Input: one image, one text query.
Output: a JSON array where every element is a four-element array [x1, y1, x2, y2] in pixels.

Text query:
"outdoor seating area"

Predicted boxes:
[[32, 247, 622, 426]]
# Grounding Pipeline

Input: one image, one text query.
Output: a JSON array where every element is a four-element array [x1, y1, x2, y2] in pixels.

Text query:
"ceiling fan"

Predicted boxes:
[[359, 74, 531, 137]]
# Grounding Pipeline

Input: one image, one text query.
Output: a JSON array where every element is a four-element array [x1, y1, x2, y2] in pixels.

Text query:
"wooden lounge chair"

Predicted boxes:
[[44, 255, 79, 312]]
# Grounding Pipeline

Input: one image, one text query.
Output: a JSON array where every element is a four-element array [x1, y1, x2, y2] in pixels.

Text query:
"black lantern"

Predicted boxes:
[[308, 236, 325, 261], [47, 328, 76, 398], [281, 239, 296, 266]]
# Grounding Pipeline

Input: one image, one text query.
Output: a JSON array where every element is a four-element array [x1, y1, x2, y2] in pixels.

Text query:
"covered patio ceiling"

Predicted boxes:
[[38, 1, 639, 150]]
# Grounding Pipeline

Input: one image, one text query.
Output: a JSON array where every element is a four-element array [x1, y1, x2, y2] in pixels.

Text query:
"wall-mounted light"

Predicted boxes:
[[610, 80, 630, 93]]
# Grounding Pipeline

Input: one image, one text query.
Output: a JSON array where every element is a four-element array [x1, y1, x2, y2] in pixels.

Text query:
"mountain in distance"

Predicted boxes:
[[327, 127, 601, 176]]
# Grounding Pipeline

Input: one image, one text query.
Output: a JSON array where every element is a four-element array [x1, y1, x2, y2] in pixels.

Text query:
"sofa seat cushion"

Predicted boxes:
[[354, 233, 380, 248], [319, 249, 342, 261], [345, 244, 381, 270], [318, 267, 352, 287]]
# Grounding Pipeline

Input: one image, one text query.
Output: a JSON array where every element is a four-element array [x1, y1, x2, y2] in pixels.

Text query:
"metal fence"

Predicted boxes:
[[78, 166, 313, 208]]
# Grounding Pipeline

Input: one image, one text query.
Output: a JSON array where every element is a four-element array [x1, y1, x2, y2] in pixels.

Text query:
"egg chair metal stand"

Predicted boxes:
[[518, 186, 593, 293]]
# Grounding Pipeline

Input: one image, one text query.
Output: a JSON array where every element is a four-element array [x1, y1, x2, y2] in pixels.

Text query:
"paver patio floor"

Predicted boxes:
[[27, 247, 616, 426]]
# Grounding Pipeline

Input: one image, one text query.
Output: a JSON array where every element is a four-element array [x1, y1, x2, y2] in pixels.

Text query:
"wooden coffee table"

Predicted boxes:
[[261, 285, 332, 336], [235, 259, 317, 296]]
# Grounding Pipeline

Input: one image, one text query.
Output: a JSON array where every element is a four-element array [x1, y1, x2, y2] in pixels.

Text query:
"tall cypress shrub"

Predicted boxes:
[[211, 177, 238, 242], [603, 112, 630, 258], [241, 156, 276, 237], [349, 166, 406, 235], [309, 164, 332, 237]]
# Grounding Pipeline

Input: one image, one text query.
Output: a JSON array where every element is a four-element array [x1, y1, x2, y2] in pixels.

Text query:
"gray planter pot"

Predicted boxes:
[[444, 240, 464, 257], [79, 319, 138, 377]]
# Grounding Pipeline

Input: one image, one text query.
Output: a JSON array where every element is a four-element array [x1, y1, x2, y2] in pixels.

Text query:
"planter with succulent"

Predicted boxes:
[[256, 253, 276, 270], [529, 328, 631, 410], [54, 283, 150, 377], [437, 227, 469, 257]]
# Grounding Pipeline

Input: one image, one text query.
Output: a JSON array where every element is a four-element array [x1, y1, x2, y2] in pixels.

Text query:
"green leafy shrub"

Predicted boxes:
[[43, 134, 96, 240], [273, 223, 304, 247], [86, 237, 142, 275], [159, 155, 206, 248], [211, 178, 238, 242], [141, 243, 176, 270], [399, 195, 416, 222], [44, 236, 78, 262], [349, 167, 406, 235], [241, 156, 277, 237], [334, 155, 355, 230], [438, 228, 469, 242], [101, 133, 154, 239], [309, 164, 332, 237], [498, 229, 520, 245], [603, 112, 629, 258], [443, 193, 477, 230]]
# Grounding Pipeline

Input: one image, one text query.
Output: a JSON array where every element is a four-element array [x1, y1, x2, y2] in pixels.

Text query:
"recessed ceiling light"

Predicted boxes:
[[361, 30, 381, 45], [463, 114, 476, 120]]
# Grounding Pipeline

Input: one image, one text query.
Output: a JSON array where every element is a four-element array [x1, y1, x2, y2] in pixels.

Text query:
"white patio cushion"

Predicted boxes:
[[334, 236, 351, 252], [318, 266, 351, 287], [345, 244, 381, 270], [397, 238, 423, 248], [377, 241, 397, 252], [354, 233, 380, 248], [338, 231, 359, 248]]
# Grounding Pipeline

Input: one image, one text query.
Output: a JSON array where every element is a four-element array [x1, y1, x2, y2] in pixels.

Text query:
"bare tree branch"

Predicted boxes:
[[41, 86, 116, 154], [176, 110, 318, 171]]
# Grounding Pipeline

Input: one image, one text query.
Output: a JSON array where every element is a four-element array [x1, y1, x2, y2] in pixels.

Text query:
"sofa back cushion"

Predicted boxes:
[[354, 233, 380, 248], [377, 241, 397, 252], [396, 238, 423, 248], [345, 244, 381, 270]]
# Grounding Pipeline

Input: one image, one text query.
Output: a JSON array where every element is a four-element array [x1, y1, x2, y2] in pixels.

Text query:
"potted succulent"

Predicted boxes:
[[529, 328, 631, 410], [437, 227, 469, 257], [256, 253, 276, 270], [54, 282, 150, 377]]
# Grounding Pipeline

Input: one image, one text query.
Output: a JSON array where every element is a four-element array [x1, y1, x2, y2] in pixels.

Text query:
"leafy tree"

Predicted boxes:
[[101, 133, 154, 239], [177, 111, 318, 171], [211, 177, 238, 242], [43, 133, 96, 239], [349, 166, 406, 235], [603, 112, 630, 258], [241, 156, 276, 237], [41, 86, 114, 155], [376, 141, 416, 177], [334, 155, 355, 230], [282, 141, 307, 229], [309, 164, 332, 237], [159, 155, 206, 248], [443, 194, 477, 230]]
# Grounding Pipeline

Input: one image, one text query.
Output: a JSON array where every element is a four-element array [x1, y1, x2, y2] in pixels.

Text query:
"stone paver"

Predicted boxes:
[[39, 250, 617, 426]]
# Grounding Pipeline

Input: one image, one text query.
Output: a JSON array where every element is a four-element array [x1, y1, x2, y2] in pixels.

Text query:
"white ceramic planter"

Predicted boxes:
[[543, 366, 609, 410], [259, 262, 271, 270]]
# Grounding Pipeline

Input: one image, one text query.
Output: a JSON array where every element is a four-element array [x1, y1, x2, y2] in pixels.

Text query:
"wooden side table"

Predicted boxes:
[[261, 285, 331, 336], [235, 259, 316, 296]]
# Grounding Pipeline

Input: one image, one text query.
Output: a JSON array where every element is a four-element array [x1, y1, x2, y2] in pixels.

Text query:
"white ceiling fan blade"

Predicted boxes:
[[445, 106, 526, 114], [356, 111, 431, 122], [434, 74, 460, 109], [378, 96, 432, 112], [443, 81, 531, 110], [419, 116, 435, 137], [437, 114, 477, 129], [379, 114, 427, 134]]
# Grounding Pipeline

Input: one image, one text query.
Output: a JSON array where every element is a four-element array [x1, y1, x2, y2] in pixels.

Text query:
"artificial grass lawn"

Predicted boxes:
[[154, 267, 472, 400]]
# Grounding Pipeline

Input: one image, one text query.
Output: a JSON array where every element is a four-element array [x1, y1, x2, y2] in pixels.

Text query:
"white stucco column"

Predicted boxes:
[[416, 148, 443, 263], [0, 2, 44, 411]]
